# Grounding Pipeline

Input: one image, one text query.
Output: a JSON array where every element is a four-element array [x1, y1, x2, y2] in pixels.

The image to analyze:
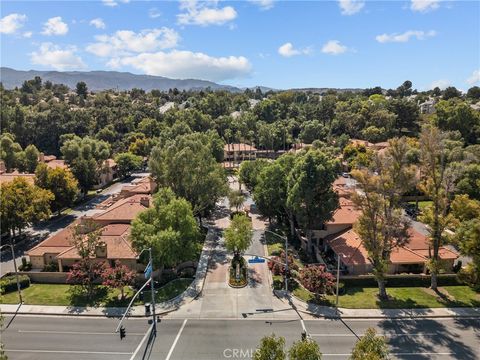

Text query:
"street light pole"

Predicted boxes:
[[335, 253, 345, 308], [138, 247, 156, 334], [0, 243, 22, 304], [149, 247, 156, 334]]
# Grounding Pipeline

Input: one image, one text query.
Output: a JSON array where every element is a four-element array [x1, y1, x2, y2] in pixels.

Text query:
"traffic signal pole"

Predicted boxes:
[[149, 247, 156, 334]]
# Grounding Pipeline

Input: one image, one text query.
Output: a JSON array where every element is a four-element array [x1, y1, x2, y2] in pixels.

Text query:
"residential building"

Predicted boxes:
[[326, 228, 458, 275], [26, 193, 152, 271], [94, 158, 117, 189], [223, 143, 257, 168]]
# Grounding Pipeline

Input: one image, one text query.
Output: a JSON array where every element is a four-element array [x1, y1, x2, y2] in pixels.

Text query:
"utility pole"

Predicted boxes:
[[149, 247, 156, 334], [0, 243, 22, 304]]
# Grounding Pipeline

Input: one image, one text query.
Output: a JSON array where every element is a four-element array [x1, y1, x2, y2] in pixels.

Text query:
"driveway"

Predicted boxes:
[[167, 177, 293, 319]]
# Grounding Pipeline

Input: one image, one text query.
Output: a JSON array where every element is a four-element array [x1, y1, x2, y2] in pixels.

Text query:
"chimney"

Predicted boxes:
[[140, 196, 150, 207], [39, 152, 45, 163], [95, 242, 107, 258]]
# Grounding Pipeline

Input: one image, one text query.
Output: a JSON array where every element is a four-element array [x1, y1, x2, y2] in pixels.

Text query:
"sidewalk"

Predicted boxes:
[[274, 290, 480, 319], [0, 227, 217, 318]]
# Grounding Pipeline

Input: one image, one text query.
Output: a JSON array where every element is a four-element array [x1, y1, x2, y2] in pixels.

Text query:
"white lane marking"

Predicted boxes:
[[18, 330, 144, 336], [310, 333, 437, 337], [130, 323, 154, 360], [5, 349, 132, 355], [165, 319, 188, 360]]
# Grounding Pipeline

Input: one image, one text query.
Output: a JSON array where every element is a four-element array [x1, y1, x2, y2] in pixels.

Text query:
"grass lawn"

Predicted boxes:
[[0, 284, 136, 307], [290, 283, 480, 309], [1, 278, 194, 307], [155, 278, 192, 303]]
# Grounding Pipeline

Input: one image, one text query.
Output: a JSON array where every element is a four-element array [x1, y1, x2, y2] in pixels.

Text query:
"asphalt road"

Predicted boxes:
[[2, 315, 478, 360]]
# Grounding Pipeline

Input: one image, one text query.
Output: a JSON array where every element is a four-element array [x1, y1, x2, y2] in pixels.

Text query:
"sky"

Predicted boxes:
[[1, 0, 479, 90]]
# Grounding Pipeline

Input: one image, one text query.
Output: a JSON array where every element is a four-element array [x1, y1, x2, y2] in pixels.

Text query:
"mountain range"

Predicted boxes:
[[0, 67, 243, 92], [0, 67, 362, 94]]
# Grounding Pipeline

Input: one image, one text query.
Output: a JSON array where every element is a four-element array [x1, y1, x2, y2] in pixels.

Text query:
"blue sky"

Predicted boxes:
[[1, 0, 479, 90]]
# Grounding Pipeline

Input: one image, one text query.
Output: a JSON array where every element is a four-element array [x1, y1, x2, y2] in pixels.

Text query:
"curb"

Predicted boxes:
[[0, 228, 216, 318], [273, 290, 480, 320]]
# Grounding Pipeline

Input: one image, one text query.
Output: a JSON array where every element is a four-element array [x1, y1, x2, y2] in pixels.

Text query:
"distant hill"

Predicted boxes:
[[0, 67, 242, 92]]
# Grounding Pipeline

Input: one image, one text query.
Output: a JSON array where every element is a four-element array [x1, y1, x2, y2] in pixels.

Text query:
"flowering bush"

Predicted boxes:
[[268, 250, 299, 276], [299, 264, 335, 296]]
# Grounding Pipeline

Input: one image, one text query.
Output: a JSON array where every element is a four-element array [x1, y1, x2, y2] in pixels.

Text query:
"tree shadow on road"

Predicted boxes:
[[378, 317, 478, 360]]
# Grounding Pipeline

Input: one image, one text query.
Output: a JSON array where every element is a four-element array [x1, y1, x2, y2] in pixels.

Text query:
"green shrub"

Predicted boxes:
[[19, 257, 32, 271], [341, 274, 461, 288], [42, 262, 59, 272], [0, 274, 30, 294]]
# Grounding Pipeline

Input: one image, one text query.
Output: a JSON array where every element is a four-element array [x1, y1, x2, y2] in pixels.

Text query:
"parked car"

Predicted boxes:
[[342, 172, 350, 178]]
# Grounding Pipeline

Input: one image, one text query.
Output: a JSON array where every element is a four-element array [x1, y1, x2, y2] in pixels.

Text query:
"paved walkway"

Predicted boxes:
[[274, 290, 480, 319]]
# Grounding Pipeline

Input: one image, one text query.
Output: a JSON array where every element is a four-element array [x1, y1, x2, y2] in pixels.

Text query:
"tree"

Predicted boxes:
[[254, 334, 286, 360], [149, 133, 227, 221], [350, 328, 389, 360], [299, 265, 335, 299], [254, 154, 296, 235], [35, 164, 79, 215], [66, 221, 106, 298], [466, 86, 480, 100], [238, 159, 269, 191], [418, 125, 457, 290], [76, 81, 88, 98], [224, 214, 253, 260], [451, 195, 480, 287], [61, 135, 110, 191], [102, 260, 136, 300], [0, 133, 22, 172], [287, 150, 339, 253], [23, 144, 39, 173], [131, 188, 200, 272], [352, 138, 414, 299], [0, 177, 53, 237], [442, 86, 461, 100], [455, 164, 480, 200], [228, 190, 245, 212], [288, 339, 322, 360], [114, 152, 143, 178]]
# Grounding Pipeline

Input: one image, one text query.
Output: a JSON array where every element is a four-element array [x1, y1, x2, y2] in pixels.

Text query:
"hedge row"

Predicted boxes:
[[0, 274, 30, 294], [341, 274, 461, 288]]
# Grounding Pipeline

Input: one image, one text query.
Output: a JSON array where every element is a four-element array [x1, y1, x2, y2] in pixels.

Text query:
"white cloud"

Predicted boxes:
[[102, 0, 130, 7], [177, 0, 237, 26], [108, 50, 251, 82], [0, 13, 27, 34], [90, 18, 106, 29], [430, 79, 450, 90], [23, 31, 33, 38], [30, 43, 86, 70], [249, 0, 275, 10], [376, 30, 436, 43], [321, 40, 348, 55], [466, 69, 480, 85], [278, 42, 311, 57], [86, 28, 180, 57], [411, 0, 440, 12], [338, 0, 365, 15], [149, 8, 162, 18], [42, 16, 68, 36]]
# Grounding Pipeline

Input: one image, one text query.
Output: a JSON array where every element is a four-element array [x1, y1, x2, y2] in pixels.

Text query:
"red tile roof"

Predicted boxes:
[[57, 224, 136, 260], [328, 227, 458, 267], [92, 194, 151, 222]]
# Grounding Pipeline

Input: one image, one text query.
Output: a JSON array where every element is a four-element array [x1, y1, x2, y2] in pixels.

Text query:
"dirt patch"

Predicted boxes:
[[422, 287, 456, 302]]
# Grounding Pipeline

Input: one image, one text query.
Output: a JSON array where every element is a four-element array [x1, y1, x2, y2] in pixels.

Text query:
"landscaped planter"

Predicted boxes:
[[228, 257, 248, 288]]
